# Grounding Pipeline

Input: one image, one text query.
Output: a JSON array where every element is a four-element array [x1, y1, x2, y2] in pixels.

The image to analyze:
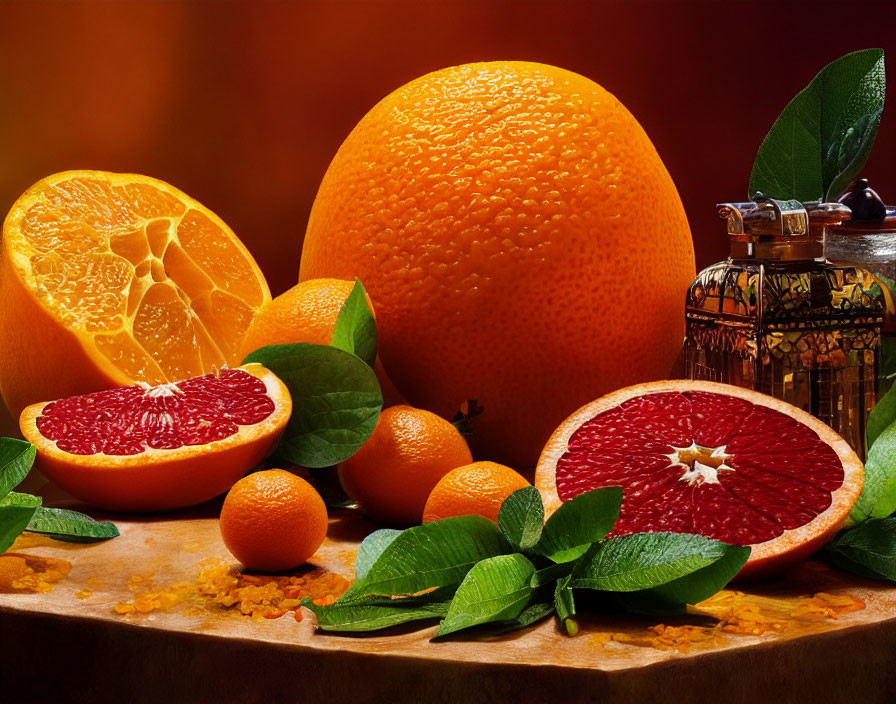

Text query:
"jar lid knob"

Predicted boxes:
[[838, 179, 887, 221]]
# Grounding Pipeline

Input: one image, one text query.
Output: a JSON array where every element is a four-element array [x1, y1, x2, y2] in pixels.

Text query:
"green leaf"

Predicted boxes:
[[0, 439, 36, 500], [303, 590, 450, 632], [484, 601, 555, 636], [851, 421, 896, 524], [347, 515, 511, 599], [535, 487, 622, 563], [878, 333, 896, 398], [25, 506, 119, 543], [826, 516, 896, 582], [868, 382, 896, 451], [435, 553, 535, 638], [242, 343, 383, 468], [554, 573, 578, 636], [329, 279, 377, 368], [497, 486, 544, 552], [354, 529, 403, 581], [749, 48, 885, 202], [0, 492, 41, 554], [573, 532, 749, 607]]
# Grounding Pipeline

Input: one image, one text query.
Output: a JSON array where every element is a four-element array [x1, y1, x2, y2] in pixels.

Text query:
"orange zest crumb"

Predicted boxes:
[[113, 561, 350, 621], [0, 553, 71, 593]]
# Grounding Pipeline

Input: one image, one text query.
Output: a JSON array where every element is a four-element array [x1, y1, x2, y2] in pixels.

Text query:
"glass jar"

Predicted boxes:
[[685, 195, 885, 455]]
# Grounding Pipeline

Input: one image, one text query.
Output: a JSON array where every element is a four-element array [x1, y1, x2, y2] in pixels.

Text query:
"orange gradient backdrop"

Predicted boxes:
[[0, 0, 894, 296]]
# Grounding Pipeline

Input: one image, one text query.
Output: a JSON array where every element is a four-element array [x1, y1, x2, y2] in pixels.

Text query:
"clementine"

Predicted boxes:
[[300, 61, 695, 467], [422, 461, 530, 524], [220, 469, 328, 572], [0, 171, 270, 418], [338, 405, 472, 524]]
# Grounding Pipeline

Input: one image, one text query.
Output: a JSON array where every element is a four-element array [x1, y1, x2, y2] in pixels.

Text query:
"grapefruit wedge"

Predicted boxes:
[[20, 364, 291, 512], [535, 380, 864, 578]]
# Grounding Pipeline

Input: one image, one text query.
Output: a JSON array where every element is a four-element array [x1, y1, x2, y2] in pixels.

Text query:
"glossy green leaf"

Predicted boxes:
[[535, 487, 622, 563], [435, 553, 535, 638], [749, 48, 885, 202], [26, 506, 119, 543], [0, 492, 41, 554], [303, 590, 450, 632], [353, 529, 403, 582], [826, 516, 896, 582], [0, 439, 36, 500], [851, 422, 896, 524], [330, 279, 377, 368], [868, 382, 896, 452], [347, 515, 510, 599], [242, 343, 383, 467], [497, 486, 544, 552], [573, 532, 749, 607]]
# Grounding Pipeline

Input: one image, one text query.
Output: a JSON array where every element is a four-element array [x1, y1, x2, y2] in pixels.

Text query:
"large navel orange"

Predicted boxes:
[[300, 61, 695, 467], [0, 171, 270, 417]]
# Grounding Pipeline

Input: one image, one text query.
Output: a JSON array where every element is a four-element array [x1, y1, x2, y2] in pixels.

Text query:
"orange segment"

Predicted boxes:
[[0, 171, 270, 416]]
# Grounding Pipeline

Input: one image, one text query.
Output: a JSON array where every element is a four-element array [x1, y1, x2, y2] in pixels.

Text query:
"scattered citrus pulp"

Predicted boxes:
[[422, 461, 530, 524], [534, 380, 864, 578], [20, 364, 291, 512], [0, 170, 270, 418], [338, 405, 473, 524], [299, 61, 695, 467], [219, 469, 328, 572], [236, 277, 404, 405]]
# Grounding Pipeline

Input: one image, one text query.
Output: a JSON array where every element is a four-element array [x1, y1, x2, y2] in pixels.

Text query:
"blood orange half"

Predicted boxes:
[[535, 380, 863, 578], [20, 364, 291, 512]]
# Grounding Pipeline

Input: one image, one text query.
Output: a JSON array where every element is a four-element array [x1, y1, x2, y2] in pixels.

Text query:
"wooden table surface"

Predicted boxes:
[[2, 492, 896, 704]]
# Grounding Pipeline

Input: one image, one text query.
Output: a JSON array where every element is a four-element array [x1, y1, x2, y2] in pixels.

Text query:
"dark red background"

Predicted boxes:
[[0, 0, 894, 295]]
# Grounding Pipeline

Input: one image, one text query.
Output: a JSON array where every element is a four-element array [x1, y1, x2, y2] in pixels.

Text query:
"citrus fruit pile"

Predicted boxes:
[[535, 381, 864, 577], [0, 61, 868, 581]]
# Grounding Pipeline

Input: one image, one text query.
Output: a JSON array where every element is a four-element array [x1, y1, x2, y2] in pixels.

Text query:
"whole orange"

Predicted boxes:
[[219, 469, 328, 571], [237, 278, 358, 359], [300, 61, 695, 467], [237, 277, 404, 406], [338, 405, 472, 524], [422, 461, 530, 524]]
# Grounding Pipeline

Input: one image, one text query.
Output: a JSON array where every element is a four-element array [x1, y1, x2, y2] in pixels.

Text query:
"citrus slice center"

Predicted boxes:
[[555, 390, 845, 546], [35, 369, 276, 456]]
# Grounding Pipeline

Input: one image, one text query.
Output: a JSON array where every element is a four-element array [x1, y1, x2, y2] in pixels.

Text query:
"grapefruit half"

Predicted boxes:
[[535, 380, 863, 578], [20, 364, 291, 512]]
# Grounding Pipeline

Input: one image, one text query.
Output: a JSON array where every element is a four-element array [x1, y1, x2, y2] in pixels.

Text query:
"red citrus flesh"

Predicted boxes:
[[535, 380, 864, 578], [20, 364, 291, 512]]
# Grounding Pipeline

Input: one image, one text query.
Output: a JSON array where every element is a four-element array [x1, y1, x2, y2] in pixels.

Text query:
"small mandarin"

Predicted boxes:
[[219, 469, 328, 571], [338, 405, 472, 524], [237, 277, 405, 405], [422, 461, 530, 523]]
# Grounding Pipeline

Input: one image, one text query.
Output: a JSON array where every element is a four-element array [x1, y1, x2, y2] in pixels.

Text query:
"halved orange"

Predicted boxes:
[[20, 364, 291, 512], [535, 380, 864, 578], [0, 171, 270, 417]]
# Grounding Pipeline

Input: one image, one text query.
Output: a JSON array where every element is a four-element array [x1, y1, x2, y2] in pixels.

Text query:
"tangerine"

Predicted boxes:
[[0, 171, 270, 418], [219, 469, 328, 572], [338, 405, 472, 524], [300, 61, 695, 467], [422, 461, 530, 524]]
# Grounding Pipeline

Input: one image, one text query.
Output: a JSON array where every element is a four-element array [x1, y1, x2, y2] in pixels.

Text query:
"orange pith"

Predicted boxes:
[[300, 61, 695, 467], [338, 405, 473, 525], [535, 380, 865, 578], [422, 461, 530, 524], [219, 469, 329, 572], [20, 363, 291, 512], [0, 171, 270, 417]]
